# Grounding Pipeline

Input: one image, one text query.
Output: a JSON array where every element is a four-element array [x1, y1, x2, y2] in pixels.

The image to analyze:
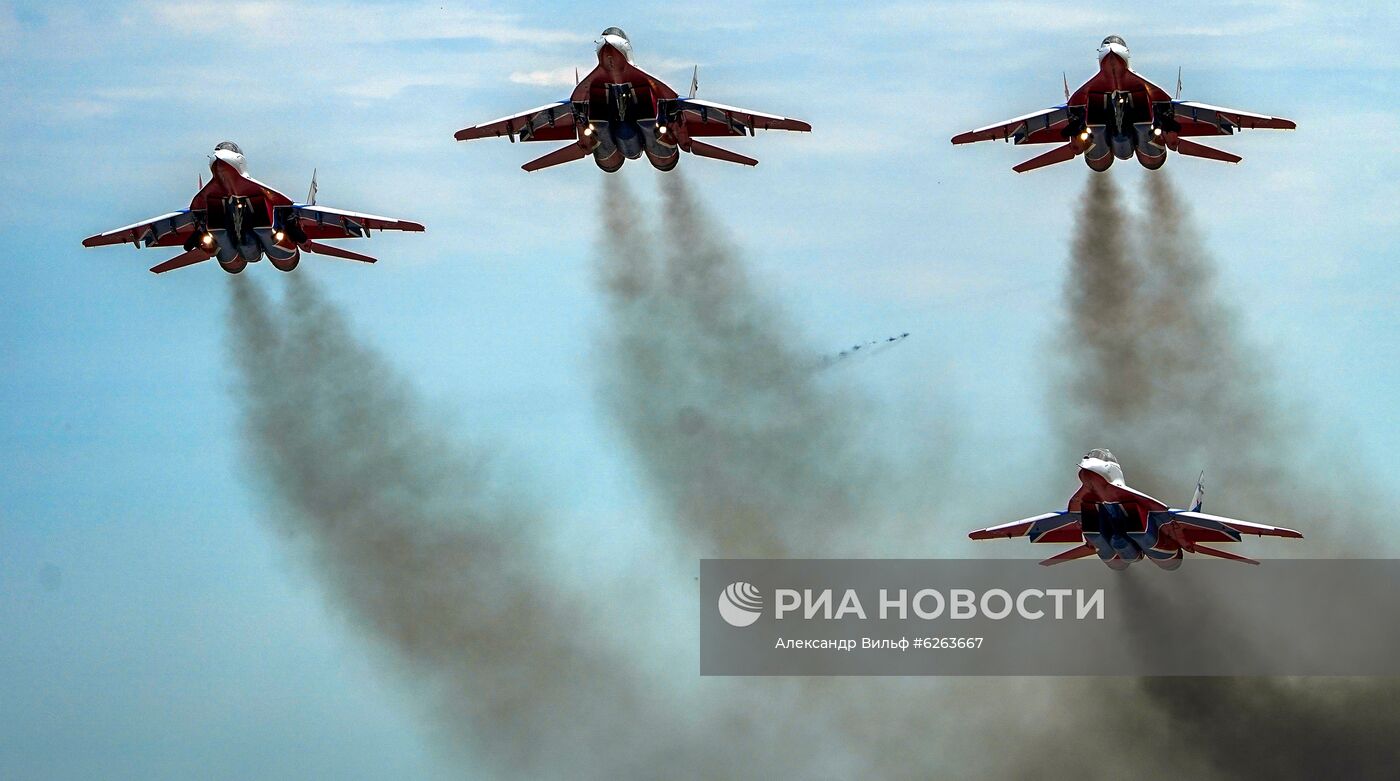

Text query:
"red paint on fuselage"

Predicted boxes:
[[1070, 467, 1169, 536], [1097, 52, 1131, 88], [192, 160, 296, 252], [598, 43, 629, 82], [1068, 52, 1173, 135], [570, 44, 678, 123]]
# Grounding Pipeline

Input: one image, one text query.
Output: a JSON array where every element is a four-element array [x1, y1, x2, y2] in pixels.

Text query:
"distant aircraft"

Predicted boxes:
[[454, 27, 811, 172], [951, 36, 1296, 172], [968, 449, 1303, 568], [82, 142, 424, 274]]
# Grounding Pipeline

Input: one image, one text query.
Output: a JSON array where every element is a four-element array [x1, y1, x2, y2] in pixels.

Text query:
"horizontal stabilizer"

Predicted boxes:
[[1040, 544, 1097, 566], [522, 143, 589, 172], [1013, 142, 1078, 173], [1173, 138, 1241, 164], [301, 241, 376, 263], [150, 249, 212, 274], [686, 140, 758, 167], [1188, 544, 1259, 565], [1173, 510, 1303, 539]]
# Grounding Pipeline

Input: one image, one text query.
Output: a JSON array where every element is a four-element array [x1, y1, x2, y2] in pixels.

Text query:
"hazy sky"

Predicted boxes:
[[2, 1, 1397, 777]]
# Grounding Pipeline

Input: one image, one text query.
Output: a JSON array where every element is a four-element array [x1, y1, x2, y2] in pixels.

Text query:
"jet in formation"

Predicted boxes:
[[951, 36, 1296, 172], [968, 449, 1303, 568], [454, 27, 811, 172], [82, 142, 424, 274]]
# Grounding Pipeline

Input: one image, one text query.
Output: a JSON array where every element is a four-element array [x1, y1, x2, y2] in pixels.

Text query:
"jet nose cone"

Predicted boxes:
[[1098, 41, 1130, 63]]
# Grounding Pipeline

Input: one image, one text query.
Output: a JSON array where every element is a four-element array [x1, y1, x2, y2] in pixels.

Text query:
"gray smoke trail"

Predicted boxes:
[[1062, 173, 1151, 420], [1057, 171, 1400, 779], [595, 173, 883, 557], [225, 275, 848, 780]]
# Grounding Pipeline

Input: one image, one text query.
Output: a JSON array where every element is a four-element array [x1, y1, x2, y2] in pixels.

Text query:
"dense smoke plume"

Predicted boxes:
[[225, 276, 849, 780], [594, 173, 883, 557], [1058, 171, 1400, 779]]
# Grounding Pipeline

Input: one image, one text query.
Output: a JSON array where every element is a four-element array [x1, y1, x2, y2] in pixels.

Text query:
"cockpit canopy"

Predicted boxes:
[[1084, 448, 1118, 464], [601, 26, 628, 41], [1101, 35, 1126, 48], [215, 141, 243, 155]]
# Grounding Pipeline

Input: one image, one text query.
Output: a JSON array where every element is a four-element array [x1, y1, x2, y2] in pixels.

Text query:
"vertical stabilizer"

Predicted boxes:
[[689, 66, 699, 99], [1189, 471, 1205, 512], [307, 169, 318, 205]]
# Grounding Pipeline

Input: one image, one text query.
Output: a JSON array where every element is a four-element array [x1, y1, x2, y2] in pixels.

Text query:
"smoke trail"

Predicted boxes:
[[1061, 174, 1151, 421], [1056, 171, 1400, 779], [225, 275, 853, 779], [594, 173, 883, 557]]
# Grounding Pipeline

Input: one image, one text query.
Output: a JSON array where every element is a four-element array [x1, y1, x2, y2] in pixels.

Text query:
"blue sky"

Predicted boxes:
[[1, 1, 1398, 777]]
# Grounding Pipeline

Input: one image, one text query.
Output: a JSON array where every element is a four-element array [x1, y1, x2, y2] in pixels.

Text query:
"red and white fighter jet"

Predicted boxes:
[[951, 36, 1296, 172], [968, 449, 1304, 568], [82, 142, 424, 274], [454, 27, 811, 172]]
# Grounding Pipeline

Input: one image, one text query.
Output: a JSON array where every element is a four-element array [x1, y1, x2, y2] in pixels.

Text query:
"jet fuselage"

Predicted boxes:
[[1071, 455, 1184, 570], [570, 29, 680, 172], [1072, 37, 1170, 170], [195, 143, 302, 272]]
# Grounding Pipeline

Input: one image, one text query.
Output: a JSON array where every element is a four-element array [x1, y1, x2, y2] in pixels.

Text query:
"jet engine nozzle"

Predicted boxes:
[[638, 119, 680, 170], [588, 122, 624, 172]]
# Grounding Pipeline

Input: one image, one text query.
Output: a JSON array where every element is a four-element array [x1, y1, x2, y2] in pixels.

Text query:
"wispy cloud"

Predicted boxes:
[[505, 54, 698, 90], [508, 67, 579, 87], [336, 73, 482, 100], [139, 1, 588, 47], [874, 2, 1123, 35]]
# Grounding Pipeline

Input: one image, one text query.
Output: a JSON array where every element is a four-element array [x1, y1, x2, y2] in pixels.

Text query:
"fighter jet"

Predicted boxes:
[[951, 36, 1296, 172], [453, 27, 811, 172], [968, 449, 1303, 568], [82, 142, 425, 274]]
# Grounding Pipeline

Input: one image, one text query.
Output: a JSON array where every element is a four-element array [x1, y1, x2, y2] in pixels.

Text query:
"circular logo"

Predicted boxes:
[[718, 581, 763, 627]]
